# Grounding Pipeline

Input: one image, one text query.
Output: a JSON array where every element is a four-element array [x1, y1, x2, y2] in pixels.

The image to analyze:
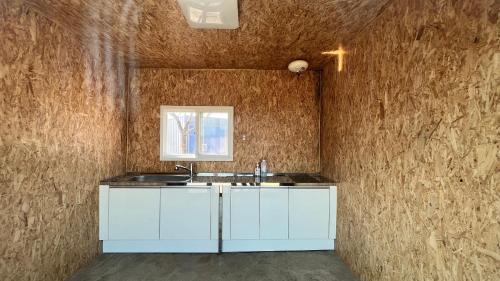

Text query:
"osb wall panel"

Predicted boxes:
[[25, 0, 391, 69], [320, 0, 499, 280], [0, 2, 127, 281], [128, 69, 319, 173]]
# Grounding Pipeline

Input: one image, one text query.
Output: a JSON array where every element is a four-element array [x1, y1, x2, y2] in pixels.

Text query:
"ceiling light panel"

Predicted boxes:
[[177, 0, 239, 29]]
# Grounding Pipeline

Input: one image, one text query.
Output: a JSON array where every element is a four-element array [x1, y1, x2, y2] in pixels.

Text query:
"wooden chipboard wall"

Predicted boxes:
[[320, 0, 499, 280], [127, 69, 320, 173], [0, 1, 127, 280]]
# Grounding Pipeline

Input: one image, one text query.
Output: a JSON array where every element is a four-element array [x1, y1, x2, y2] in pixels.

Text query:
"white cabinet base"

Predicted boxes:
[[221, 186, 337, 253], [100, 184, 336, 254], [103, 240, 219, 253], [100, 185, 219, 253], [222, 239, 335, 252]]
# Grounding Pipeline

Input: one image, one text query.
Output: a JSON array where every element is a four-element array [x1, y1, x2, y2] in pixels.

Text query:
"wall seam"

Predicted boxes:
[[317, 69, 323, 175], [125, 66, 131, 173]]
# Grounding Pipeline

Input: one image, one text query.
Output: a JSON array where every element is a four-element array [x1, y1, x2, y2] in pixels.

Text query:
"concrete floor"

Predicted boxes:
[[69, 251, 359, 281]]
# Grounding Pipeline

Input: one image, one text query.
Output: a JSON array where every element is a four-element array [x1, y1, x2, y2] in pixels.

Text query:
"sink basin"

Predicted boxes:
[[130, 174, 191, 182]]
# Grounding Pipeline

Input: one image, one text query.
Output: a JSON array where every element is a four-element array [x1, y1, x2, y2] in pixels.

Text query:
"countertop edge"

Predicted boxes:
[[100, 173, 336, 187]]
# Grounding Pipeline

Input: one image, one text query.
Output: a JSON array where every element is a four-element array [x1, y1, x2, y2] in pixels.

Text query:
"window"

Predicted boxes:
[[160, 106, 233, 161]]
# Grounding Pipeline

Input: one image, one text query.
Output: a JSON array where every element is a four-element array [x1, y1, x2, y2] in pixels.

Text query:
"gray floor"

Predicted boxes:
[[69, 252, 359, 281]]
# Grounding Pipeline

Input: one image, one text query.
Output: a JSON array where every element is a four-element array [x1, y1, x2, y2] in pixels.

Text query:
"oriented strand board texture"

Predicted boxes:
[[320, 0, 499, 280], [128, 69, 320, 173], [0, 2, 127, 281], [25, 0, 391, 69]]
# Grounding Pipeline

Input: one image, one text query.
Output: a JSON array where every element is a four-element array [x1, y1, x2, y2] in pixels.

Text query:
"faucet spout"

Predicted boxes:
[[175, 163, 194, 178]]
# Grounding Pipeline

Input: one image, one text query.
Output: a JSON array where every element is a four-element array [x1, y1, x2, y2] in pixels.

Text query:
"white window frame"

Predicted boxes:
[[160, 106, 234, 161]]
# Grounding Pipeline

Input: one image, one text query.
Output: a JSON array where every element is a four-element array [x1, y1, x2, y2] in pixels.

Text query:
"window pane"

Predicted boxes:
[[200, 112, 229, 156], [166, 112, 197, 158]]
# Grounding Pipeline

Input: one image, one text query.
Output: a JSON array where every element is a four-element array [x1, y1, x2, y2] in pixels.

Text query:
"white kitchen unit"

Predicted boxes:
[[99, 185, 219, 253], [230, 187, 260, 239], [260, 188, 289, 239], [108, 187, 160, 240], [289, 188, 330, 239], [222, 185, 337, 252], [160, 188, 211, 240]]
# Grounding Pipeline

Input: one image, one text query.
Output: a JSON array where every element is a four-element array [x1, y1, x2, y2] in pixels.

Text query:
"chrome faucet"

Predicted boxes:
[[175, 163, 194, 178]]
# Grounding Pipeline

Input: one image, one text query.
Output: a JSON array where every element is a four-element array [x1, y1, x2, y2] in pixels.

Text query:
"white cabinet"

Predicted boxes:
[[108, 188, 160, 240], [222, 186, 336, 252], [289, 188, 330, 240], [100, 184, 336, 253], [230, 188, 260, 239], [160, 188, 211, 240], [101, 186, 218, 253], [260, 188, 288, 239]]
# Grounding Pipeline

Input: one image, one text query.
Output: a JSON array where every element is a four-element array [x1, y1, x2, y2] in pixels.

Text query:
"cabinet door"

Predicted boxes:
[[260, 188, 288, 239], [160, 188, 211, 240], [108, 188, 160, 240], [230, 188, 259, 239], [289, 188, 330, 239]]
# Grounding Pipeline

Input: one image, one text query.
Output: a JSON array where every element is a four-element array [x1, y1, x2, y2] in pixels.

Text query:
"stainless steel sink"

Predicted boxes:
[[130, 174, 191, 182]]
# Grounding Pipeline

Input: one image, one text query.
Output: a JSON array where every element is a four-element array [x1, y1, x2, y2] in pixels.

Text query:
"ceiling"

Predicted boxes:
[[26, 0, 391, 70]]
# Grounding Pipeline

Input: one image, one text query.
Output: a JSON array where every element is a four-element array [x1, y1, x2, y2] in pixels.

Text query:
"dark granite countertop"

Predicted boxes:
[[100, 172, 336, 187]]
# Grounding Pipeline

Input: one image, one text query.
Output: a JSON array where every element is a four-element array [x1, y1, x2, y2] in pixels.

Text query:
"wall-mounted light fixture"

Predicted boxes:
[[288, 60, 309, 74]]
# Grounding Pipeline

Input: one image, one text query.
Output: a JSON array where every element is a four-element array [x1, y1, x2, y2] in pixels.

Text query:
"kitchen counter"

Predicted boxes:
[[100, 172, 335, 187], [99, 172, 337, 253]]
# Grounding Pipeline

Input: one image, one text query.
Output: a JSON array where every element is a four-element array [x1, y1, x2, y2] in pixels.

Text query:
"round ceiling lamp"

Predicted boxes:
[[288, 60, 309, 74]]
